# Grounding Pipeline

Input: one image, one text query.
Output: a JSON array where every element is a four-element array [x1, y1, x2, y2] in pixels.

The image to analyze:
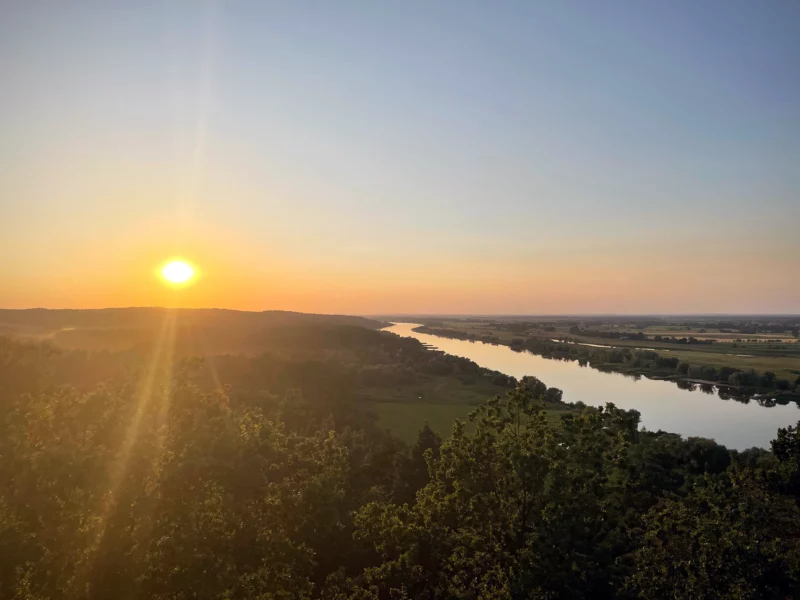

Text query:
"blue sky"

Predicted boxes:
[[1, 1, 798, 313]]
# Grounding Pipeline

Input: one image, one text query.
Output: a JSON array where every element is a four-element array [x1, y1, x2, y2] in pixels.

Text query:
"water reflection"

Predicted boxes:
[[385, 323, 799, 450]]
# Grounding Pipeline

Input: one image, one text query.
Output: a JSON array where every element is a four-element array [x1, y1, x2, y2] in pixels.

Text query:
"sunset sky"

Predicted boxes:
[[2, 1, 798, 314]]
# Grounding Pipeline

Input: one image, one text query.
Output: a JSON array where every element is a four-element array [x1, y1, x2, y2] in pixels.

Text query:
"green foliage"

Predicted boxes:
[[1, 329, 799, 599], [0, 372, 354, 598], [341, 386, 800, 598], [345, 388, 637, 598], [629, 472, 800, 599]]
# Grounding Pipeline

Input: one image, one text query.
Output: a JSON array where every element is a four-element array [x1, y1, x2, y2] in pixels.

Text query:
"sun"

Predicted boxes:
[[160, 260, 196, 285]]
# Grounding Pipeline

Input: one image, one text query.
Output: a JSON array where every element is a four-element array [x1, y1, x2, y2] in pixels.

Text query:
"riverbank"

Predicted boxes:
[[413, 324, 800, 405], [384, 323, 799, 449]]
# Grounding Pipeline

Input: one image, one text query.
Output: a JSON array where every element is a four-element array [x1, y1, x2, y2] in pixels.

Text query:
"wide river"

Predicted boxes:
[[385, 323, 799, 450]]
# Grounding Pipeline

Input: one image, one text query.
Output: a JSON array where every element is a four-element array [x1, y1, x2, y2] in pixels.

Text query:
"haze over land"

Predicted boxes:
[[2, 1, 799, 314]]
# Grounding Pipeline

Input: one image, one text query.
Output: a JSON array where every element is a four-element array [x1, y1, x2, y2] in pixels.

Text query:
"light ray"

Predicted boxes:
[[184, 322, 226, 396], [72, 309, 177, 593]]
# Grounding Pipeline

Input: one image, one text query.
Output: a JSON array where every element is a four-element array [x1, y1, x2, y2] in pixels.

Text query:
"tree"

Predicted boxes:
[[397, 424, 442, 503], [0, 368, 352, 599], [771, 422, 800, 499], [629, 471, 800, 599], [346, 384, 640, 598]]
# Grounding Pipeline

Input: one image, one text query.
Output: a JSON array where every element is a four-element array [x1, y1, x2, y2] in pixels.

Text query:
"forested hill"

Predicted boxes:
[[0, 307, 387, 332], [0, 308, 388, 353]]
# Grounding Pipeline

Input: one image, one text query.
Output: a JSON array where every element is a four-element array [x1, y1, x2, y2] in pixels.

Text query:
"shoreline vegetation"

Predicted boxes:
[[411, 321, 800, 405]]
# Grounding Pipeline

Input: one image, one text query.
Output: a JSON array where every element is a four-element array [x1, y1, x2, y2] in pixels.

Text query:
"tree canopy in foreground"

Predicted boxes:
[[1, 330, 799, 599]]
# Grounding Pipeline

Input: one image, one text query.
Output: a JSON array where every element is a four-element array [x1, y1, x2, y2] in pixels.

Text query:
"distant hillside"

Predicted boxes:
[[0, 308, 388, 352]]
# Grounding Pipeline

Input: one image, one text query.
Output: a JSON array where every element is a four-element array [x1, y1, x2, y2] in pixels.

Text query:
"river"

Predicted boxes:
[[384, 323, 799, 450]]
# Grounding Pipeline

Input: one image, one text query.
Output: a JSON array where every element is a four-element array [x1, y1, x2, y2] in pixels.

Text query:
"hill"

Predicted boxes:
[[0, 308, 388, 353]]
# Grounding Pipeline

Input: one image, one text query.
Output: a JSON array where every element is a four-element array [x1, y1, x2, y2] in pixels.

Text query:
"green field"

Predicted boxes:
[[367, 400, 567, 443], [638, 348, 800, 381], [358, 373, 507, 405], [367, 402, 479, 442], [639, 327, 795, 342], [357, 373, 568, 442], [358, 375, 507, 442]]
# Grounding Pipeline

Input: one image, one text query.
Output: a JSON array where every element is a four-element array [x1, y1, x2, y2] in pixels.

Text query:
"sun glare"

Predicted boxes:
[[160, 260, 195, 285]]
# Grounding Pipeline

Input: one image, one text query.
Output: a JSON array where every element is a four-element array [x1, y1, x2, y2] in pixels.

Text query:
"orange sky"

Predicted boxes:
[[2, 2, 799, 315], [3, 216, 798, 314]]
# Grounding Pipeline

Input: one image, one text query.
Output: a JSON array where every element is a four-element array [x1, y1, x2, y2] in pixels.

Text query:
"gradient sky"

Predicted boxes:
[[2, 1, 799, 314]]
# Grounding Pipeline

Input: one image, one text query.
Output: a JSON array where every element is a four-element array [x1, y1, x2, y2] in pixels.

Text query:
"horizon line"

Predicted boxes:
[[1, 307, 799, 318]]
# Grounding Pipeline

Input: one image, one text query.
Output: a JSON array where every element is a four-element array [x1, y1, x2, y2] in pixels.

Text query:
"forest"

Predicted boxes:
[[1, 309, 800, 598]]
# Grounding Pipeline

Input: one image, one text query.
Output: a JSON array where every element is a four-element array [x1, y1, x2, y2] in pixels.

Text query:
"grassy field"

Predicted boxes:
[[561, 336, 800, 380], [367, 400, 567, 443], [357, 373, 569, 443], [559, 338, 800, 380], [637, 348, 800, 381], [358, 374, 506, 405], [639, 327, 796, 342]]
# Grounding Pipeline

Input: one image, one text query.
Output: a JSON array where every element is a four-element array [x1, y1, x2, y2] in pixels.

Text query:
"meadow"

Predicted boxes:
[[357, 375, 567, 442]]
